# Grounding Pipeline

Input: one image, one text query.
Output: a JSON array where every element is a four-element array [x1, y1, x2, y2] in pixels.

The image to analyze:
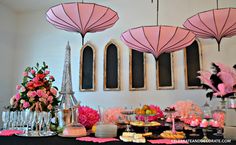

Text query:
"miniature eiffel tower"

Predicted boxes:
[[58, 42, 78, 110]]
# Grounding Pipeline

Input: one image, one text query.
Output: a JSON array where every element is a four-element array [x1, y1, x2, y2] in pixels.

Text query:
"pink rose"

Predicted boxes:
[[49, 76, 54, 80], [50, 88, 57, 96], [42, 92, 48, 98], [32, 77, 39, 82], [30, 69, 36, 74], [32, 91, 37, 97], [45, 70, 50, 75], [47, 96, 53, 103], [33, 81, 44, 88], [26, 82, 34, 90], [20, 87, 26, 92], [47, 104, 53, 110], [37, 90, 43, 97], [16, 85, 21, 90], [27, 91, 37, 97], [15, 93, 21, 101], [23, 102, 30, 108], [23, 72, 28, 77]]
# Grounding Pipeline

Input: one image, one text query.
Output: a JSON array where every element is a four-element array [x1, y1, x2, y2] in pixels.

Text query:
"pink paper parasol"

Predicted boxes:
[[183, 8, 236, 51], [46, 2, 119, 45], [121, 26, 196, 59]]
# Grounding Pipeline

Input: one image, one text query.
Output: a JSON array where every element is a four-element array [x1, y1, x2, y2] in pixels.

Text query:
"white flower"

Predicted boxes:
[[10, 96, 16, 105], [20, 99, 25, 104]]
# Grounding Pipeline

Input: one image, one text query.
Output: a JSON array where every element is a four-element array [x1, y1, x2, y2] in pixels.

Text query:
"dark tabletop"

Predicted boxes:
[[0, 125, 235, 145]]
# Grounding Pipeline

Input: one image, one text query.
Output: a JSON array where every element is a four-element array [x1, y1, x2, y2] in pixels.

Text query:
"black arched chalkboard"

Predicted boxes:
[[129, 49, 146, 90], [80, 44, 95, 91], [184, 40, 202, 89], [104, 42, 120, 90], [156, 53, 174, 89]]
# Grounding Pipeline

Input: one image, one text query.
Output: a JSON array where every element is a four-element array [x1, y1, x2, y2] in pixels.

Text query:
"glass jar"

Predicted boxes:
[[212, 106, 225, 136], [58, 91, 79, 126], [227, 94, 236, 109], [202, 101, 212, 119]]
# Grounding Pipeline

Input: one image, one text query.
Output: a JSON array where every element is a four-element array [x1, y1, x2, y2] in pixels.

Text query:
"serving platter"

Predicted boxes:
[[15, 131, 57, 137]]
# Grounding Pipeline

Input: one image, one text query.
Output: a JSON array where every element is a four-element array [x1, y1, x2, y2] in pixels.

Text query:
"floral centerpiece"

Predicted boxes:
[[198, 63, 236, 100], [10, 62, 59, 112]]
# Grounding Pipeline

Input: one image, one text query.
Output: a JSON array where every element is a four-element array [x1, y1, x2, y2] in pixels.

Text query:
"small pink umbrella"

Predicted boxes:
[[183, 8, 236, 51], [121, 26, 196, 60], [46, 2, 119, 45]]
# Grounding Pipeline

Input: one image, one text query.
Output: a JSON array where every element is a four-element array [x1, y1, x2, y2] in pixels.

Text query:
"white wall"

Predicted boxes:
[[2, 0, 236, 112], [0, 4, 16, 126]]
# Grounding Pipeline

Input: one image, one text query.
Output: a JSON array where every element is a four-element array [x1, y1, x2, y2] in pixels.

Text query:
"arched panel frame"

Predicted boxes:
[[184, 39, 203, 89], [129, 49, 147, 91], [103, 40, 121, 91], [79, 42, 96, 92], [156, 53, 175, 90]]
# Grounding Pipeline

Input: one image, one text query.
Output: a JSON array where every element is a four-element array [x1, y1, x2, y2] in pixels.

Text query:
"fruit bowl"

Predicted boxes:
[[135, 105, 158, 116]]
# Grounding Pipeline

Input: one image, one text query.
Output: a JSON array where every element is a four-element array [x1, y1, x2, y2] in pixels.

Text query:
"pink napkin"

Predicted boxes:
[[76, 137, 119, 143], [0, 130, 24, 136], [148, 139, 188, 144]]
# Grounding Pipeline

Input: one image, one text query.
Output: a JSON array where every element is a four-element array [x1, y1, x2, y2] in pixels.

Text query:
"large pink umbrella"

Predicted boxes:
[[121, 26, 196, 59], [46, 2, 119, 45], [183, 8, 236, 51]]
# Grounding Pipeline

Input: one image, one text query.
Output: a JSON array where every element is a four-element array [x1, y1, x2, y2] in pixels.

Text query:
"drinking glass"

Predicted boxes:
[[20, 110, 26, 130], [9, 111, 14, 129], [17, 111, 22, 130], [33, 111, 43, 136], [13, 111, 18, 129], [43, 112, 51, 133], [24, 109, 30, 134], [1, 110, 10, 130], [38, 112, 44, 134]]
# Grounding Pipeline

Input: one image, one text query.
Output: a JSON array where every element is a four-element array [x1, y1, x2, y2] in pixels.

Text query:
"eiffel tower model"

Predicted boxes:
[[58, 42, 79, 125]]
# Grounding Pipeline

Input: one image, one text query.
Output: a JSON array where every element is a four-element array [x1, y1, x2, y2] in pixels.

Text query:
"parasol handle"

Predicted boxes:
[[81, 35, 85, 45], [216, 0, 219, 9], [217, 42, 220, 51], [157, 0, 159, 25], [216, 39, 221, 51]]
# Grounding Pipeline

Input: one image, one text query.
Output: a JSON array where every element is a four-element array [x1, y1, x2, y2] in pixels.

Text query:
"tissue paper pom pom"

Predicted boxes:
[[103, 107, 126, 124], [172, 100, 203, 124], [78, 106, 99, 129], [136, 105, 164, 122]]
